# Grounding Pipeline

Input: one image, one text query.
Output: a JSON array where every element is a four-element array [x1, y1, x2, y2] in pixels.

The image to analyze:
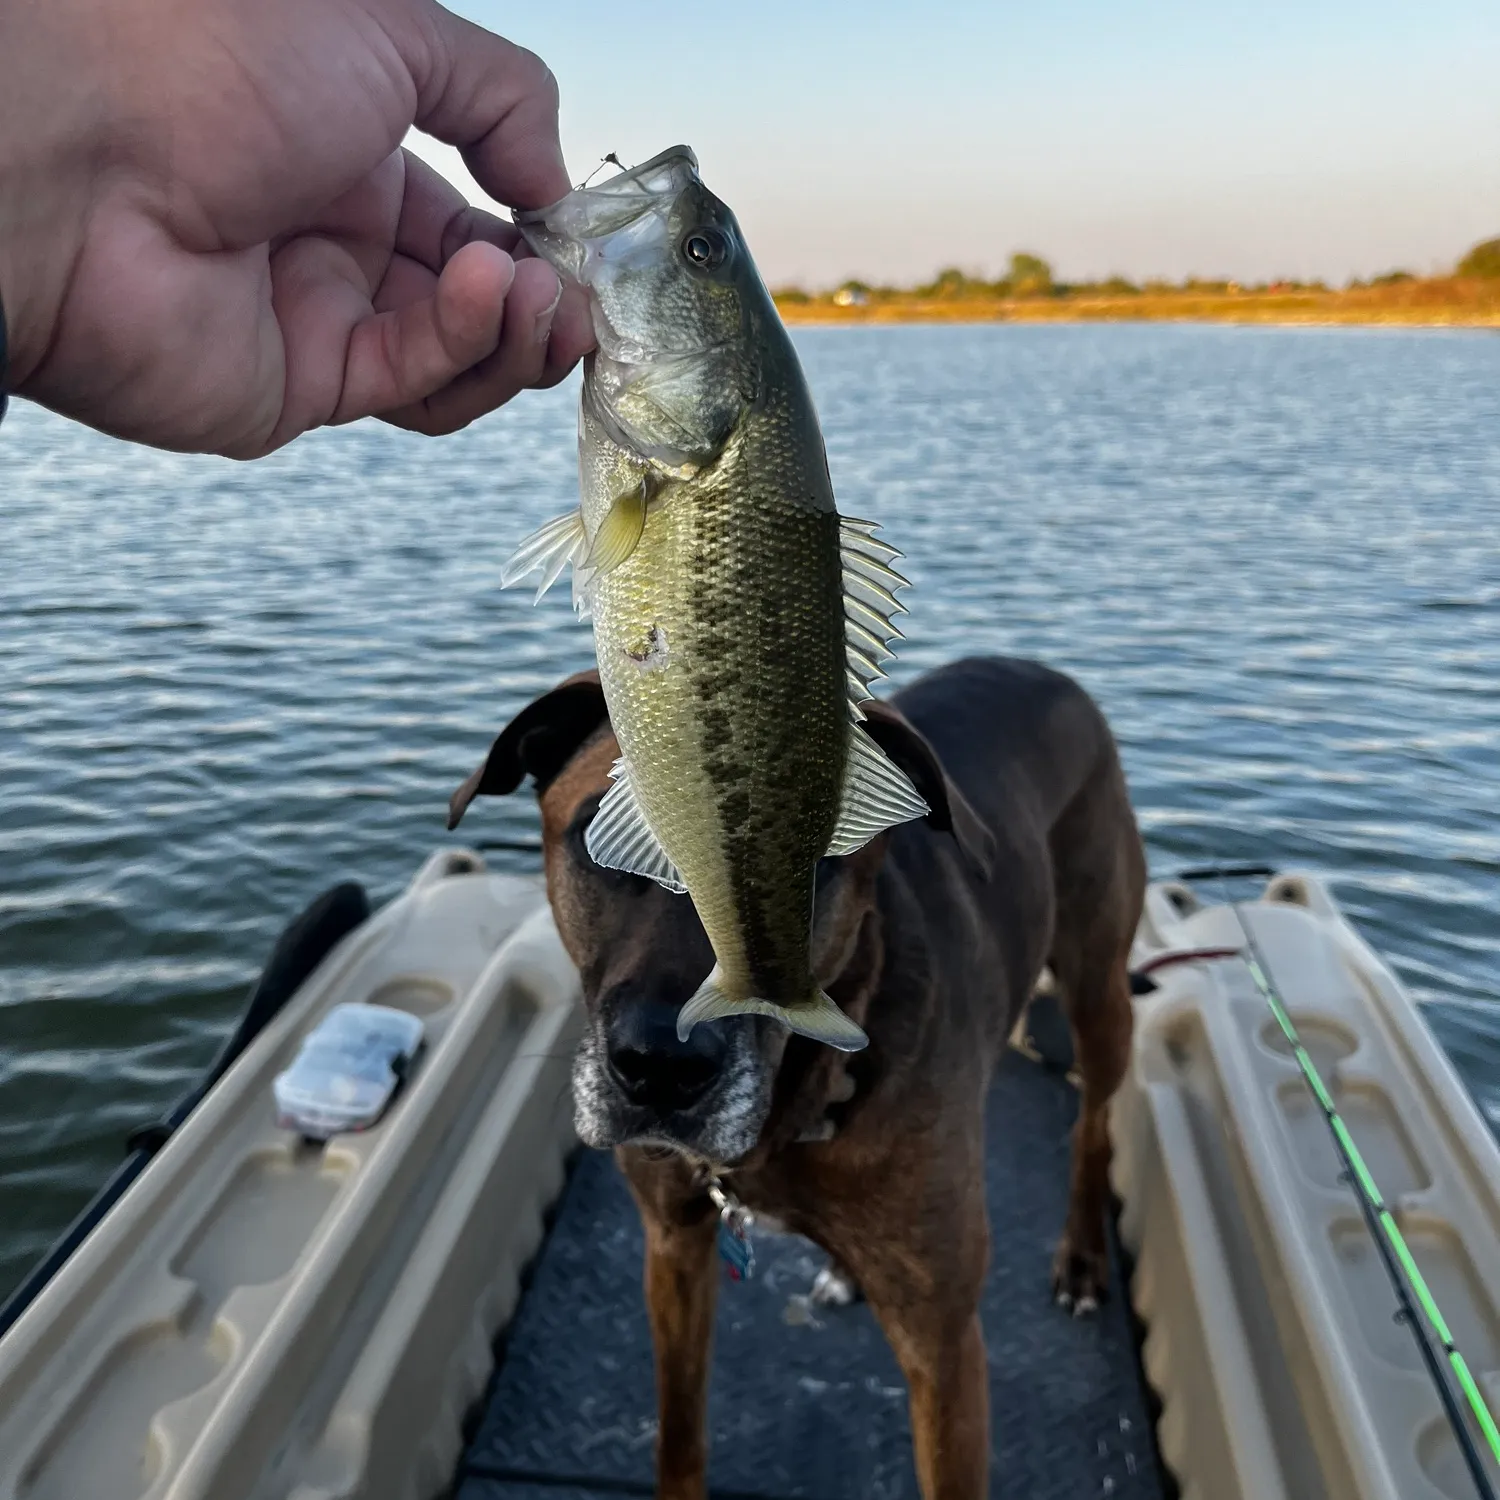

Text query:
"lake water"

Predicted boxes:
[[2, 323, 1498, 1304]]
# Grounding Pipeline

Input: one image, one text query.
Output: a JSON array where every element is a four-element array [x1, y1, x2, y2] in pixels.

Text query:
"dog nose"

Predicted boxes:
[[605, 994, 727, 1112]]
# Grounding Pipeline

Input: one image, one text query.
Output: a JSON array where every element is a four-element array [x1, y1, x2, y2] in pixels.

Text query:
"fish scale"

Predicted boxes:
[[503, 145, 928, 1051], [596, 465, 847, 1004]]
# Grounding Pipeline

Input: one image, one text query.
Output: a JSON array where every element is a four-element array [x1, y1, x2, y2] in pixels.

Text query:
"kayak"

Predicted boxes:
[[0, 854, 1494, 1500], [0, 850, 580, 1500], [1116, 868, 1500, 1500]]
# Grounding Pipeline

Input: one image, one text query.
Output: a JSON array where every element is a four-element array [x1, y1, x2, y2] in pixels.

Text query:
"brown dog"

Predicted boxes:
[[450, 655, 1145, 1500]]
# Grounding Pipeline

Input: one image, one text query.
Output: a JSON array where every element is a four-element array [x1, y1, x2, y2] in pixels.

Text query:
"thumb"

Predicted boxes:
[[393, 1, 569, 211]]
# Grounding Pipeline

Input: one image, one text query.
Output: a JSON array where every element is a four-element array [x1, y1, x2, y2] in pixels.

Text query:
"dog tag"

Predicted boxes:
[[717, 1212, 755, 1282], [708, 1179, 755, 1283]]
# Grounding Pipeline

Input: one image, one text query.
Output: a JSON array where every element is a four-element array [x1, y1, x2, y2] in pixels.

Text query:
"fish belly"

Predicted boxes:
[[592, 482, 846, 1003]]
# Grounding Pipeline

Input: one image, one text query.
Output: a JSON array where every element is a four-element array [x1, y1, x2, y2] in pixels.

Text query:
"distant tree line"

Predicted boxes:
[[772, 233, 1500, 303], [1459, 238, 1500, 279], [912, 253, 1057, 298]]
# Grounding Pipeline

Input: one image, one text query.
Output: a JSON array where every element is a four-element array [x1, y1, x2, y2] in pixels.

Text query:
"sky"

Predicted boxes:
[[405, 0, 1500, 289]]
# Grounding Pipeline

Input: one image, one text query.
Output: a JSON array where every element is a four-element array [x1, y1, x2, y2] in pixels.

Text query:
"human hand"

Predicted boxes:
[[0, 0, 593, 457]]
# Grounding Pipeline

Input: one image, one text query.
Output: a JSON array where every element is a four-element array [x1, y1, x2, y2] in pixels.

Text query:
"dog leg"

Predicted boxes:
[[861, 1297, 988, 1498], [837, 1193, 990, 1499], [1047, 751, 1144, 1313], [641, 1210, 719, 1500], [1050, 948, 1133, 1312], [887, 1310, 988, 1500]]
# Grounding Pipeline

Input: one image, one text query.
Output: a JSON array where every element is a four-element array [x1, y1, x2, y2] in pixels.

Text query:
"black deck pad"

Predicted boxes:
[[457, 1051, 1166, 1500]]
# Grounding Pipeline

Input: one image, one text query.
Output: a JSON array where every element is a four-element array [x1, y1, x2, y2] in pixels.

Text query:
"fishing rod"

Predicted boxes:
[[1187, 866, 1500, 1500]]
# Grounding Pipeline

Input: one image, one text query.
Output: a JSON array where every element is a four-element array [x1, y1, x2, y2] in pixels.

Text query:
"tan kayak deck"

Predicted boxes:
[[1115, 870, 1500, 1500], [0, 852, 581, 1500], [453, 1046, 1162, 1500], [2, 854, 1498, 1500]]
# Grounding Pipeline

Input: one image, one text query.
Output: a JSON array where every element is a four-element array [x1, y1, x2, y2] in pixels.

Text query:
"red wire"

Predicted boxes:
[[1133, 945, 1243, 977]]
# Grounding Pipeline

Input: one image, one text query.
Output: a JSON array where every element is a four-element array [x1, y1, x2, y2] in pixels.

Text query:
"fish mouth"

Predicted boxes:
[[514, 145, 699, 235], [515, 146, 708, 367]]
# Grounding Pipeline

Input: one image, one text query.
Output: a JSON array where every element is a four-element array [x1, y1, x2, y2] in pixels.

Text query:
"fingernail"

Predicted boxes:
[[534, 278, 563, 345]]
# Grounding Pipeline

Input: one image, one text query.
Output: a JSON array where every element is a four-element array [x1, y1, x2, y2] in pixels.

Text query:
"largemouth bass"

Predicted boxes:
[[503, 146, 925, 1052]]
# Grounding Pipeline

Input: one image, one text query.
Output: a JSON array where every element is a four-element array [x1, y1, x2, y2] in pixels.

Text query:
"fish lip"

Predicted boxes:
[[593, 337, 734, 379], [514, 144, 699, 225], [515, 144, 705, 366], [516, 142, 732, 461]]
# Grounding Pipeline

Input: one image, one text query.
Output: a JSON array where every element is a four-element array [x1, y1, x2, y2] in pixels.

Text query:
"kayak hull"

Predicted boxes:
[[1115, 870, 1500, 1500], [0, 850, 581, 1500]]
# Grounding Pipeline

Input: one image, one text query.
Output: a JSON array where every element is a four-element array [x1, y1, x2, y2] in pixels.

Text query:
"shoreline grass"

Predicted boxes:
[[773, 278, 1500, 329]]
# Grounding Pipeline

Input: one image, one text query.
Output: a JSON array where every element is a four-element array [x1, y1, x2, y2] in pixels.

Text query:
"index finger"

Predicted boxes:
[[397, 149, 526, 270], [395, 1, 569, 211]]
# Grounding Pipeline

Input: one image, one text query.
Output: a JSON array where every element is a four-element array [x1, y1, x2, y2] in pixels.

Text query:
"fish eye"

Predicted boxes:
[[681, 228, 728, 270]]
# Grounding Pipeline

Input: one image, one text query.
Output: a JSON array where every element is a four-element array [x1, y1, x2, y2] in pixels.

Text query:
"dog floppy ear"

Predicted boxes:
[[859, 700, 995, 881], [448, 670, 608, 830]]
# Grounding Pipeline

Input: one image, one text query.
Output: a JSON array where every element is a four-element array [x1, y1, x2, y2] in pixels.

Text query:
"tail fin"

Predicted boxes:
[[676, 967, 868, 1052]]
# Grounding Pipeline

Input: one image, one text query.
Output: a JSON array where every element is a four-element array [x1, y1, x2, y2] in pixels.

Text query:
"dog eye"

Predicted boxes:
[[567, 810, 602, 865], [571, 808, 643, 887]]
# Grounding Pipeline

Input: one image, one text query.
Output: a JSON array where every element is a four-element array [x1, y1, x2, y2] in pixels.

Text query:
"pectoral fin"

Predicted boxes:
[[584, 758, 686, 893], [826, 723, 930, 856], [676, 967, 869, 1051], [584, 480, 650, 575]]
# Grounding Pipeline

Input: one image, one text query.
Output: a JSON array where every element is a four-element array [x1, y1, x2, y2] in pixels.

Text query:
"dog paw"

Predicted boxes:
[[1051, 1238, 1109, 1316], [810, 1263, 860, 1307], [827, 1068, 857, 1105]]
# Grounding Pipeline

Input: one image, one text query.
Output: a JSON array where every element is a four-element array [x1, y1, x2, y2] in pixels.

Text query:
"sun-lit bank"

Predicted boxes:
[[776, 237, 1500, 328]]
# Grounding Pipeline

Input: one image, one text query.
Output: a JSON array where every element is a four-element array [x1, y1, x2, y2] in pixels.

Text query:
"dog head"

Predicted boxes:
[[449, 669, 991, 1163]]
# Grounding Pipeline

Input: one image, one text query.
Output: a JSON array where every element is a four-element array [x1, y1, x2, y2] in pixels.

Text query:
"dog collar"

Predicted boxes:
[[707, 1175, 755, 1282]]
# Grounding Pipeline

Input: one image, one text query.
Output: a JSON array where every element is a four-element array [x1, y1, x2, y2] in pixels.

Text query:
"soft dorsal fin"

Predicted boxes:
[[827, 723, 930, 856], [584, 759, 686, 893], [839, 516, 909, 719], [828, 513, 925, 851]]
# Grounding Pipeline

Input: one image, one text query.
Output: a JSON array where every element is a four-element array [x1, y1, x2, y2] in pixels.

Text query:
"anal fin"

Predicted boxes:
[[584, 758, 686, 893]]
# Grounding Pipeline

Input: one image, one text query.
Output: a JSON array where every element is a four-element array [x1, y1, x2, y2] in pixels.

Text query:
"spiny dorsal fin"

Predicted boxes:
[[839, 515, 910, 721], [584, 758, 686, 893], [826, 723, 930, 856]]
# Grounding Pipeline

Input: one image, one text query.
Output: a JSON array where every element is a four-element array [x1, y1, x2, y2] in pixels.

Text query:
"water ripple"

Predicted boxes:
[[1, 322, 1497, 1300]]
